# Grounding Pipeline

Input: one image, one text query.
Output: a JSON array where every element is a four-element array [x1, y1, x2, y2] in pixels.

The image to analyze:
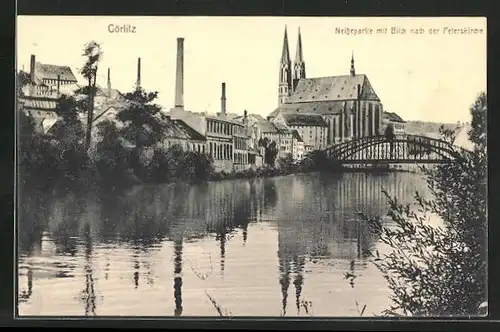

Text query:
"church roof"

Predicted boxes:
[[35, 62, 78, 82], [285, 74, 380, 103], [269, 100, 346, 118], [281, 113, 328, 127]]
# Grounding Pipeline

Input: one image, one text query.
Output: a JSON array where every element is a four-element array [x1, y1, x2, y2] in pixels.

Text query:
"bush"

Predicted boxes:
[[362, 92, 487, 316]]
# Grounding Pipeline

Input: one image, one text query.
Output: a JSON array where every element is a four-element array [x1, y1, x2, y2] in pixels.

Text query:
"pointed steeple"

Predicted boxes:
[[295, 27, 304, 64], [293, 27, 306, 90], [350, 52, 356, 76], [281, 25, 291, 64], [278, 25, 292, 106]]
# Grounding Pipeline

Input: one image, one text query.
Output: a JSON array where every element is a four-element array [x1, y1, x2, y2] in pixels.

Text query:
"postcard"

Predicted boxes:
[[16, 15, 487, 318]]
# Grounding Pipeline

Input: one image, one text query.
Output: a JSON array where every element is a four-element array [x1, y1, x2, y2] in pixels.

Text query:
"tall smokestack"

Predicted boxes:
[[107, 68, 111, 91], [136, 58, 141, 90], [221, 82, 226, 115], [30, 54, 35, 81], [175, 38, 184, 109]]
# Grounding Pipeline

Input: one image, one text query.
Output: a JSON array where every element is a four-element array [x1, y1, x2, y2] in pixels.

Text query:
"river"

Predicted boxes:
[[17, 171, 432, 317]]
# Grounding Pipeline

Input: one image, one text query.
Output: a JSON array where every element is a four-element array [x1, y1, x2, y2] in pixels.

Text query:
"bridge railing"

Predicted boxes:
[[324, 134, 464, 163]]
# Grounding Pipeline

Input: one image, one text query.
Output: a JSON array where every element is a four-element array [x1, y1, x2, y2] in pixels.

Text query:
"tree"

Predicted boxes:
[[259, 137, 279, 166], [468, 91, 487, 150], [17, 70, 31, 97], [94, 120, 130, 180], [384, 123, 395, 142], [277, 153, 296, 173], [117, 87, 164, 176], [362, 92, 487, 316], [81, 41, 102, 151]]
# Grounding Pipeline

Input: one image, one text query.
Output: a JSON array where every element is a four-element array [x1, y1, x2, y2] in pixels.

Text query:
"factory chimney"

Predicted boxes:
[[175, 37, 185, 109], [221, 82, 227, 115]]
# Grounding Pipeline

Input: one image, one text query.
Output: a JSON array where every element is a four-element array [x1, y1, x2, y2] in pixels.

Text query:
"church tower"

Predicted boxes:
[[350, 52, 356, 76], [293, 27, 306, 91], [278, 26, 292, 106]]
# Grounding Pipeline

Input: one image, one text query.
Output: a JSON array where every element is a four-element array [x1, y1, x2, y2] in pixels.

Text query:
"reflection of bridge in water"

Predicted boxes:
[[325, 134, 463, 165], [271, 172, 430, 316]]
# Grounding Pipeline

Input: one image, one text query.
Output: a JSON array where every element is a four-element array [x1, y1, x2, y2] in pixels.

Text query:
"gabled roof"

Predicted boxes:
[[281, 113, 328, 127], [285, 74, 380, 103], [172, 119, 206, 141], [384, 111, 406, 123], [35, 62, 78, 82], [291, 130, 303, 142], [20, 97, 58, 111], [274, 122, 291, 134]]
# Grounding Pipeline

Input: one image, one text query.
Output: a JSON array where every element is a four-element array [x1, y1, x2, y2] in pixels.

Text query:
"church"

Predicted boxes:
[[268, 26, 385, 148]]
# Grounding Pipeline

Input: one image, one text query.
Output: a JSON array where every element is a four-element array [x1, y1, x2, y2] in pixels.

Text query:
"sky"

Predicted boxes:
[[17, 16, 486, 123]]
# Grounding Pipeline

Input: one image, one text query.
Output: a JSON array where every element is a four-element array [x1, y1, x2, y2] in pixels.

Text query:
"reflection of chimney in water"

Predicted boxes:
[[173, 237, 183, 316], [292, 255, 305, 315], [83, 226, 96, 316], [218, 227, 226, 275], [133, 249, 140, 289], [277, 241, 291, 316]]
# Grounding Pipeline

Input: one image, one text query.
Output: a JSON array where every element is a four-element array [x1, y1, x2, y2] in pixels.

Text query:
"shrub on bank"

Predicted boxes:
[[360, 92, 487, 316]]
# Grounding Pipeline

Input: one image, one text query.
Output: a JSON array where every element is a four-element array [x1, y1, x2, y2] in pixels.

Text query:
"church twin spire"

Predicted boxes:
[[278, 25, 358, 106]]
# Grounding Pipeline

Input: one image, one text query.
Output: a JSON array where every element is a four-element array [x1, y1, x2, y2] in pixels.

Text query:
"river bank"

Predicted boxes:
[[20, 161, 419, 195]]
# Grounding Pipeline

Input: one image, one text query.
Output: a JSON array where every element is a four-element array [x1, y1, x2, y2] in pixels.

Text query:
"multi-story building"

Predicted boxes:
[[271, 112, 329, 151], [205, 114, 235, 172], [382, 111, 406, 135], [232, 120, 249, 171], [291, 130, 305, 161]]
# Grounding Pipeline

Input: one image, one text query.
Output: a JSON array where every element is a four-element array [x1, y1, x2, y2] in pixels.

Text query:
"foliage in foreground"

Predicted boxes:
[[361, 92, 487, 316]]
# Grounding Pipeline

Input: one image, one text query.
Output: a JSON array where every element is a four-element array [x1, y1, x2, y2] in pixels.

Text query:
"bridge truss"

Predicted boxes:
[[325, 135, 462, 164]]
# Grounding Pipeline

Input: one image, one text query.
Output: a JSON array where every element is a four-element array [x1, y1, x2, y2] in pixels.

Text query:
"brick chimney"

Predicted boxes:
[[29, 54, 35, 81], [28, 54, 36, 96], [175, 37, 184, 109], [221, 82, 227, 115], [136, 58, 141, 90], [107, 68, 111, 91]]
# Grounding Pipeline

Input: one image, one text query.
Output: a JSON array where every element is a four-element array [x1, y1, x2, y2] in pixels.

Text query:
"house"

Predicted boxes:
[[272, 112, 329, 151], [291, 130, 305, 161], [383, 111, 406, 135]]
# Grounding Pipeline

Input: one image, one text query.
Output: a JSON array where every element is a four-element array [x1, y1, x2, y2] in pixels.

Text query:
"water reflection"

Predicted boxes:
[[173, 237, 183, 316], [82, 224, 96, 316], [17, 172, 430, 316]]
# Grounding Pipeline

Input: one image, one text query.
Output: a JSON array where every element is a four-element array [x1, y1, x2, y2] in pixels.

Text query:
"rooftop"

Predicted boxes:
[[285, 74, 380, 103], [291, 130, 304, 142], [269, 100, 346, 118], [34, 62, 78, 83], [384, 111, 406, 123], [172, 119, 206, 141], [281, 113, 328, 127]]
